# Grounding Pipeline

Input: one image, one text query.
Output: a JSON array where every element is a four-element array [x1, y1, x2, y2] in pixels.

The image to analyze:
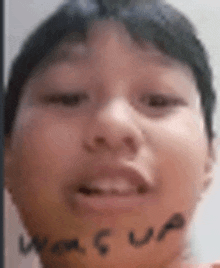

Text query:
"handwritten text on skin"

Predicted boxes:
[[19, 213, 185, 256]]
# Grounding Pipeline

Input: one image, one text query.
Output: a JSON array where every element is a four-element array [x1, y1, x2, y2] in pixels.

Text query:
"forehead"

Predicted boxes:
[[30, 19, 195, 82]]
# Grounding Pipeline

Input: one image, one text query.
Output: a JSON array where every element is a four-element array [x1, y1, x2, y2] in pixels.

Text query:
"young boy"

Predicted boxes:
[[4, 0, 219, 267]]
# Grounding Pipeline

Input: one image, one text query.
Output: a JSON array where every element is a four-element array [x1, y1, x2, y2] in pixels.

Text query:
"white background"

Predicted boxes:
[[4, 0, 220, 267]]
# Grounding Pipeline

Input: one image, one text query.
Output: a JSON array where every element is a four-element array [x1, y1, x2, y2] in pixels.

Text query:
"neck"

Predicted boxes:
[[166, 249, 197, 268]]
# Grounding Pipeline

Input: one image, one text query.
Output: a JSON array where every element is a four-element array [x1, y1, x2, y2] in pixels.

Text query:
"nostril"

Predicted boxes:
[[95, 137, 106, 145], [123, 136, 136, 152], [124, 137, 133, 146], [137, 185, 148, 194], [82, 136, 107, 152]]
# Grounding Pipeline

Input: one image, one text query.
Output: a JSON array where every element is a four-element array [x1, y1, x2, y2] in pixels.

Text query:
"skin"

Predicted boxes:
[[5, 19, 216, 268]]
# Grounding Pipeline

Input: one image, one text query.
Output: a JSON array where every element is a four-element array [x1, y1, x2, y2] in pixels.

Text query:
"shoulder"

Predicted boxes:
[[212, 263, 220, 268], [197, 263, 220, 268], [206, 262, 220, 268]]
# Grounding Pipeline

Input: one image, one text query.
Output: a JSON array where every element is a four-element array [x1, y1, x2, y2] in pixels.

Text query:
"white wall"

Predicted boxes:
[[5, 1, 220, 267]]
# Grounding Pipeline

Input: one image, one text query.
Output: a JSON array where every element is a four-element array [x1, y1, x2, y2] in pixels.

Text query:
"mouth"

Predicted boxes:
[[77, 181, 147, 196], [65, 165, 151, 214], [76, 165, 148, 196]]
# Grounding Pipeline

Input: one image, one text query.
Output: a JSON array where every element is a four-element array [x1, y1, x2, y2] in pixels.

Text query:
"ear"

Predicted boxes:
[[4, 136, 14, 192], [201, 138, 218, 195]]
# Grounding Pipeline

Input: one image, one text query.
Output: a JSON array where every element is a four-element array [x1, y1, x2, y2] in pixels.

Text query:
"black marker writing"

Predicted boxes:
[[33, 236, 48, 253], [19, 235, 33, 255], [19, 234, 48, 255], [129, 228, 154, 248], [157, 213, 185, 241], [18, 212, 186, 256], [93, 229, 111, 256], [51, 239, 86, 255]]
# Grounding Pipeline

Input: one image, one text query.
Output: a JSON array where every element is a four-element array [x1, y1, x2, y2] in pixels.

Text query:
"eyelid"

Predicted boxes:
[[41, 92, 89, 106], [140, 93, 184, 104], [136, 92, 187, 117]]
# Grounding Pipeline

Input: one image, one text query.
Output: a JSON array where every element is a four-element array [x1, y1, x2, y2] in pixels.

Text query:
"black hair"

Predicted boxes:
[[4, 0, 216, 141]]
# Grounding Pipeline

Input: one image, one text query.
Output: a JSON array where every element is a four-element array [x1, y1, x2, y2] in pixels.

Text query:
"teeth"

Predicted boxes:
[[78, 177, 147, 196], [90, 178, 135, 193]]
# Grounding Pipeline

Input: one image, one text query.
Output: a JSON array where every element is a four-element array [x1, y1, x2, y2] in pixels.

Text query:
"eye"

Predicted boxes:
[[43, 92, 89, 107], [140, 94, 181, 108]]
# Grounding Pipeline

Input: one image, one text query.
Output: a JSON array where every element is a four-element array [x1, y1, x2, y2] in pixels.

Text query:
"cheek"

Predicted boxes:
[[13, 108, 84, 160], [9, 109, 85, 204], [149, 112, 208, 209]]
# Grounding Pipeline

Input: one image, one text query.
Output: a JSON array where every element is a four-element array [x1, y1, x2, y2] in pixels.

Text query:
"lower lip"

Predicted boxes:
[[67, 193, 154, 215]]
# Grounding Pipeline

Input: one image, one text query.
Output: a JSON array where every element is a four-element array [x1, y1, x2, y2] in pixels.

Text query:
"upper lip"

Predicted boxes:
[[75, 164, 150, 195]]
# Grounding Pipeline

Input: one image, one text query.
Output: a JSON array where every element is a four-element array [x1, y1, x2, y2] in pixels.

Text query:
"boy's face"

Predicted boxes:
[[5, 20, 215, 267]]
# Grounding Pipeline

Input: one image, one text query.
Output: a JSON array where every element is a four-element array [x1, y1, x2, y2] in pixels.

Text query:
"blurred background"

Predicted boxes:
[[4, 0, 220, 267]]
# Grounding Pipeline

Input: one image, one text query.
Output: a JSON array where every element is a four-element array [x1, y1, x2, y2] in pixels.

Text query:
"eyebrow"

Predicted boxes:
[[32, 31, 188, 80], [134, 41, 180, 68], [54, 38, 178, 68], [50, 42, 89, 64], [29, 33, 88, 78], [51, 43, 176, 71]]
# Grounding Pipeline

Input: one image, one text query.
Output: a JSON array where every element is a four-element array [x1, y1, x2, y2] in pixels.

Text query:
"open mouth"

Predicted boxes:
[[65, 164, 152, 214], [77, 184, 148, 196], [67, 182, 150, 214]]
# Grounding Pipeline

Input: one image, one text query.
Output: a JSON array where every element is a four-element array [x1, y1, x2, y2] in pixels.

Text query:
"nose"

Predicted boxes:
[[83, 98, 143, 155]]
